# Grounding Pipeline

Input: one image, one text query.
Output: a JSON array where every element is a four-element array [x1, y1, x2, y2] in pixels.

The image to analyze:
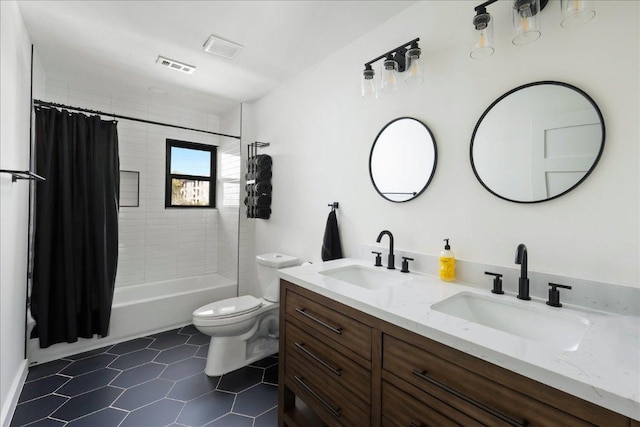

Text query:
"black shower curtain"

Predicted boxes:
[[31, 107, 120, 348]]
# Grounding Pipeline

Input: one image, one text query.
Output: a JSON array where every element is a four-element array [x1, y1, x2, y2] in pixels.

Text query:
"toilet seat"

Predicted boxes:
[[193, 295, 263, 320]]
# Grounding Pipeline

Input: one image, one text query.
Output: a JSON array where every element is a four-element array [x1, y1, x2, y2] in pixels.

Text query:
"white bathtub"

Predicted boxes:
[[27, 273, 237, 365]]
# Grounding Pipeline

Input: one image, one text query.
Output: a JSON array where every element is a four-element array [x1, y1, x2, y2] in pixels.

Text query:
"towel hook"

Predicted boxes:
[[328, 202, 339, 211]]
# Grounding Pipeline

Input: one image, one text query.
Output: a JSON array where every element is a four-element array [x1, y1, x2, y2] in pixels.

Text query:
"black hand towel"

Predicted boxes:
[[321, 210, 343, 261]]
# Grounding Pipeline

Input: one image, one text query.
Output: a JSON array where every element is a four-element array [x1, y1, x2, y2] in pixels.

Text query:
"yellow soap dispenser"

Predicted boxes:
[[439, 238, 455, 282]]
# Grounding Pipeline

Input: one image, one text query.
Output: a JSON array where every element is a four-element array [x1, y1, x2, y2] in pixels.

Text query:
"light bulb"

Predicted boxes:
[[361, 65, 377, 99], [405, 46, 424, 84], [471, 10, 494, 60], [561, 0, 595, 28], [380, 56, 399, 93], [512, 0, 541, 45]]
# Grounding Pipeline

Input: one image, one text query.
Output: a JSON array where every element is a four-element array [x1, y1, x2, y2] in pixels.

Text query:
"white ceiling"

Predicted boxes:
[[17, 1, 417, 116]]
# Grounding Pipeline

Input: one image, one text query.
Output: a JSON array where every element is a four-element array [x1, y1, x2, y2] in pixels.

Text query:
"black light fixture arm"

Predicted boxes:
[[474, 0, 498, 13], [364, 37, 420, 69]]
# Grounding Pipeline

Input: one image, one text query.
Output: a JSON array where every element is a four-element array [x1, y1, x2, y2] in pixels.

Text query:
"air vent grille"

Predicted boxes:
[[156, 56, 195, 74], [203, 34, 243, 59]]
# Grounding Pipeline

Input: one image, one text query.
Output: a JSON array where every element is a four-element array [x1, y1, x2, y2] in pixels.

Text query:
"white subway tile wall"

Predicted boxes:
[[43, 81, 241, 288]]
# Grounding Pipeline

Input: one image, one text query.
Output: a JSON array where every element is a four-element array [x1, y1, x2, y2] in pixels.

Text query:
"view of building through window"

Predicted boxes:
[[171, 179, 210, 206]]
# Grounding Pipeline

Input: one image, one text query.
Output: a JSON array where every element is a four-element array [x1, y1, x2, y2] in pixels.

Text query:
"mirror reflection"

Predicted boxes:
[[369, 117, 437, 203], [471, 81, 605, 203]]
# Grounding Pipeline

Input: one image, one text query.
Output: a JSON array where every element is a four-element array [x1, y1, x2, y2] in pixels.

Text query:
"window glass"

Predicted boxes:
[[170, 147, 211, 176]]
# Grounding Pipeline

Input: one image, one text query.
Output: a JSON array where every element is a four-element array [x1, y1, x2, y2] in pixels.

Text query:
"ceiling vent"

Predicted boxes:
[[203, 34, 243, 59], [156, 56, 195, 74]]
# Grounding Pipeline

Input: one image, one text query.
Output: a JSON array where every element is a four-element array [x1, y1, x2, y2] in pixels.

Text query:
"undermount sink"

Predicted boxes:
[[320, 265, 410, 290], [432, 292, 589, 351]]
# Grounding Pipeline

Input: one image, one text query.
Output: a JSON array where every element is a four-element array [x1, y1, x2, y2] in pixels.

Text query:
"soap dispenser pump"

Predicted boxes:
[[440, 238, 456, 282]]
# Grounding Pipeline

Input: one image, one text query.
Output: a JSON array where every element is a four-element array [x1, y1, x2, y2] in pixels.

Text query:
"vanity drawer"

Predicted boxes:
[[383, 335, 593, 427], [285, 289, 371, 359], [382, 380, 476, 427], [286, 354, 370, 427], [286, 321, 371, 404]]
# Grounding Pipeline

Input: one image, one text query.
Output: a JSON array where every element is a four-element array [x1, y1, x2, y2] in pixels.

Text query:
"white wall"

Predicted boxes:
[[0, 2, 45, 424], [249, 1, 639, 288]]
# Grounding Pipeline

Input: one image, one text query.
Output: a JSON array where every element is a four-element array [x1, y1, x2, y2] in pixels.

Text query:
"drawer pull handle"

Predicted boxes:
[[294, 342, 342, 376], [294, 375, 342, 418], [411, 369, 529, 427], [295, 307, 343, 335]]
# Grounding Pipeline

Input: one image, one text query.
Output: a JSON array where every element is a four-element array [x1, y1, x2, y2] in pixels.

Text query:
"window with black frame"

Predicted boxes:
[[165, 139, 216, 208]]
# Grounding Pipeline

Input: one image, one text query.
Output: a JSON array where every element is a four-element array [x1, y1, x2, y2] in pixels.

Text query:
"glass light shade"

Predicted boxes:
[[361, 67, 377, 99], [512, 0, 541, 45], [560, 0, 595, 28], [405, 48, 424, 84], [470, 15, 495, 59], [380, 58, 399, 93]]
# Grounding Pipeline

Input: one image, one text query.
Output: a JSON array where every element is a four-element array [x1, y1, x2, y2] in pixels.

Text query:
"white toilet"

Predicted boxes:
[[192, 253, 298, 376]]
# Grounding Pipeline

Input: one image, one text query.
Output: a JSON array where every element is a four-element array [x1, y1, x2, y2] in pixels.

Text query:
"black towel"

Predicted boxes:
[[321, 210, 343, 261]]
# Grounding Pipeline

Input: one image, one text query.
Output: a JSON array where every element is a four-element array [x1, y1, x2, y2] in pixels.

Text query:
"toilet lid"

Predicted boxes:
[[193, 295, 263, 319]]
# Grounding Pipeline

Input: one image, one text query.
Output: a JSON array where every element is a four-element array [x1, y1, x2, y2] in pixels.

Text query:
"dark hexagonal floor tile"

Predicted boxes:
[[50, 386, 122, 422], [186, 333, 209, 346], [108, 348, 159, 370], [217, 366, 263, 393], [110, 362, 166, 388], [204, 413, 253, 427], [18, 374, 69, 403], [254, 407, 278, 427], [249, 355, 278, 369], [10, 394, 68, 426], [56, 368, 120, 397], [120, 398, 184, 427], [149, 333, 189, 350], [155, 344, 198, 364], [26, 360, 71, 382], [20, 418, 66, 427], [176, 391, 235, 427], [112, 378, 174, 411], [65, 408, 128, 427], [168, 372, 219, 401], [64, 345, 112, 361], [233, 383, 277, 417], [263, 364, 278, 385], [195, 344, 209, 358], [108, 337, 153, 355], [149, 328, 181, 338], [60, 354, 117, 377], [179, 324, 199, 335], [160, 357, 206, 381]]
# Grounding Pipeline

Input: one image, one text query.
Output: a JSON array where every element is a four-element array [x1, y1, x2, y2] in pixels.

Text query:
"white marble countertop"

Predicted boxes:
[[278, 258, 640, 420]]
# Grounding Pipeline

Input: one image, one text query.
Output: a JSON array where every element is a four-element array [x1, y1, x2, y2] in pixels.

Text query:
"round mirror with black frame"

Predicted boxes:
[[470, 81, 605, 204], [369, 117, 437, 203]]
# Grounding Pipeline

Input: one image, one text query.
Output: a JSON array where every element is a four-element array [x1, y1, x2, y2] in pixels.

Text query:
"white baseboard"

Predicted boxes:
[[1, 359, 28, 427]]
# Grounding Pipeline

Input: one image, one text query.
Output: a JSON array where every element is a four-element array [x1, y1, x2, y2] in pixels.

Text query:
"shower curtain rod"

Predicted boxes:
[[33, 99, 241, 140]]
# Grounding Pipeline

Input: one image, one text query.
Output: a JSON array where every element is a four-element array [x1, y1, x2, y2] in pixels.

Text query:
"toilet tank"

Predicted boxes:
[[256, 253, 298, 302]]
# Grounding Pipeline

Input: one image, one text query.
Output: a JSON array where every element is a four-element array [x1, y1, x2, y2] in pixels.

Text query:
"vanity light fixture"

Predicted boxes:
[[470, 0, 595, 59], [361, 38, 423, 99]]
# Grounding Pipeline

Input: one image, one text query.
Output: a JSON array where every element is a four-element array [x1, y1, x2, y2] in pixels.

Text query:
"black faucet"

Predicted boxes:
[[376, 230, 395, 270], [515, 243, 530, 300]]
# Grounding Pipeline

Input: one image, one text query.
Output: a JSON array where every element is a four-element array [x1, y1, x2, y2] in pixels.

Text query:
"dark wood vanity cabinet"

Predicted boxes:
[[278, 280, 632, 427]]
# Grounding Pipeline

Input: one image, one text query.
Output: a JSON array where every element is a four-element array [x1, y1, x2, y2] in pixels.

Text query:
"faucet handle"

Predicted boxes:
[[485, 271, 504, 295], [371, 251, 382, 267], [401, 257, 414, 273], [547, 283, 572, 307]]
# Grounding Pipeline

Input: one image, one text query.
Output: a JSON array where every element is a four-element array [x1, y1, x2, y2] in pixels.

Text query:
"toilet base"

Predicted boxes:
[[204, 334, 278, 376]]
